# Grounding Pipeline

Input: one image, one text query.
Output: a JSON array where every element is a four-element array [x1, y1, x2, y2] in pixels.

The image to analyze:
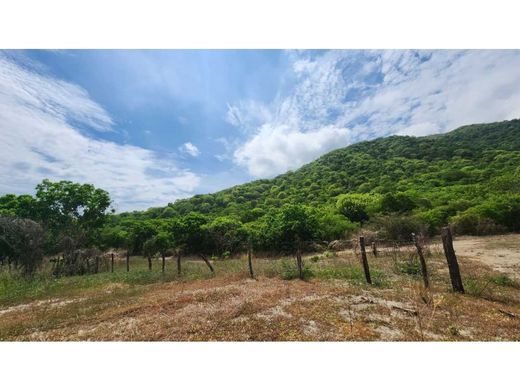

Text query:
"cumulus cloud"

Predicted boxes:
[[234, 124, 351, 177], [229, 50, 520, 177], [0, 54, 200, 211], [179, 142, 200, 157]]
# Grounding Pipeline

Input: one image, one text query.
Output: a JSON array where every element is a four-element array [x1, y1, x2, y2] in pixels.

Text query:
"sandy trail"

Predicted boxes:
[[454, 234, 520, 276]]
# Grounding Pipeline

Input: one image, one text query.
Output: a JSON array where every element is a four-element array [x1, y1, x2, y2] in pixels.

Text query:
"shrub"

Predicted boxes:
[[0, 217, 44, 277], [372, 214, 428, 241], [393, 259, 421, 275], [280, 260, 313, 280], [336, 194, 378, 222], [380, 192, 417, 213], [451, 195, 520, 234], [451, 213, 505, 235], [316, 210, 358, 241], [490, 274, 518, 288], [309, 255, 320, 263]]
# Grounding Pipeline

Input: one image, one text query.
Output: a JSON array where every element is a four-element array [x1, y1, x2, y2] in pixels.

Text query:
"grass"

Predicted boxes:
[[393, 259, 422, 276], [2, 236, 520, 340]]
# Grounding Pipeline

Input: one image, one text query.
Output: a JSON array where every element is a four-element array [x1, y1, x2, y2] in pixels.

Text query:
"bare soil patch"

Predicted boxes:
[[454, 234, 520, 276]]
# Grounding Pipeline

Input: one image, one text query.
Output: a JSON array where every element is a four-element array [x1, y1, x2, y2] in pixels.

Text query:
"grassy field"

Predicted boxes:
[[1, 236, 520, 341]]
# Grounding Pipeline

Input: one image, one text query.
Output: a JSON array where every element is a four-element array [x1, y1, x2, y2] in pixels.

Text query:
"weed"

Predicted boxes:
[[309, 255, 321, 263], [280, 261, 313, 280], [393, 259, 421, 276], [448, 325, 460, 336], [490, 274, 518, 288], [464, 276, 492, 298]]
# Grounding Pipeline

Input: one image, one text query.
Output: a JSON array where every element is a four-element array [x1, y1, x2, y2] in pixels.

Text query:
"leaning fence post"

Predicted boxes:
[[441, 227, 464, 293], [247, 239, 255, 279], [111, 253, 114, 273], [126, 251, 130, 272], [412, 233, 429, 289], [359, 236, 372, 284]]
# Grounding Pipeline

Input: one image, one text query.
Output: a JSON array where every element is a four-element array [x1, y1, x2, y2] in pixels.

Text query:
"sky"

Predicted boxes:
[[1, 49, 520, 211]]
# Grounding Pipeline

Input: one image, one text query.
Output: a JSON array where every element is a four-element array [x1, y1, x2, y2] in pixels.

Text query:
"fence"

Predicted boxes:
[[2, 226, 464, 294]]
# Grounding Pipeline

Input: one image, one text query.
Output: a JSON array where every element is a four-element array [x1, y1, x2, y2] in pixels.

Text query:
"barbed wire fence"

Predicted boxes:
[[22, 227, 465, 293]]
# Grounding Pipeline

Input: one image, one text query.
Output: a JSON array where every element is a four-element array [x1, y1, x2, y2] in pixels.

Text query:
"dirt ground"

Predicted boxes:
[[454, 234, 520, 276], [1, 234, 520, 341]]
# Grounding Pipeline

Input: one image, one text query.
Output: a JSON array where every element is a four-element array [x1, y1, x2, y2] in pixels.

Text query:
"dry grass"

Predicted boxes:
[[1, 236, 520, 341]]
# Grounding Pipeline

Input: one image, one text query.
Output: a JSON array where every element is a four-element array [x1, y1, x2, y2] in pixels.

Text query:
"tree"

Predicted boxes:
[[336, 194, 375, 222], [34, 179, 112, 249], [316, 209, 358, 241], [124, 220, 157, 254], [0, 217, 44, 276], [380, 192, 416, 213], [0, 194, 38, 219], [203, 216, 247, 257], [154, 232, 172, 272], [142, 237, 158, 271], [178, 213, 214, 273], [264, 204, 318, 252]]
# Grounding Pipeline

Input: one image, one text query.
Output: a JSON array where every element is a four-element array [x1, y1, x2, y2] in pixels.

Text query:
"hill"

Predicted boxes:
[[116, 119, 520, 236]]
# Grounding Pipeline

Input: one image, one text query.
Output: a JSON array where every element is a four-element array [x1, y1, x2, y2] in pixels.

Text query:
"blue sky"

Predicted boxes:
[[1, 49, 520, 211]]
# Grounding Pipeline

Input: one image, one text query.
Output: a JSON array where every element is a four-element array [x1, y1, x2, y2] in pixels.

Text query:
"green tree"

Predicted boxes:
[[264, 204, 318, 251], [0, 217, 44, 276], [380, 192, 416, 213], [203, 216, 247, 257], [336, 194, 375, 222], [34, 179, 112, 248]]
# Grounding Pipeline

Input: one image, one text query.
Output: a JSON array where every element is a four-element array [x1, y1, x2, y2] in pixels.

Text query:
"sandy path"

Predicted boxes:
[[454, 234, 520, 276]]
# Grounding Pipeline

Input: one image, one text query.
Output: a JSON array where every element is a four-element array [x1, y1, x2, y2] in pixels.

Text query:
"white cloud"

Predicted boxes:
[[179, 142, 200, 157], [230, 50, 520, 177], [0, 54, 200, 211], [234, 124, 351, 177], [225, 101, 272, 132], [0, 54, 114, 132]]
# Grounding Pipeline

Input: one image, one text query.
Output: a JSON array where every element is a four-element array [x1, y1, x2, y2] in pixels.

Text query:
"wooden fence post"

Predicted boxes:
[[111, 253, 114, 273], [147, 255, 152, 271], [247, 240, 255, 279], [371, 241, 378, 257], [177, 250, 182, 276], [359, 236, 372, 284], [441, 227, 464, 293], [412, 233, 429, 289], [126, 251, 130, 272], [296, 238, 304, 280], [161, 253, 165, 273], [199, 254, 215, 274]]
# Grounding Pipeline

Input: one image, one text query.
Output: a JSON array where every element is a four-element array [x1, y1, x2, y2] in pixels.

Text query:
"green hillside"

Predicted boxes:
[[3, 119, 520, 261], [117, 119, 520, 236]]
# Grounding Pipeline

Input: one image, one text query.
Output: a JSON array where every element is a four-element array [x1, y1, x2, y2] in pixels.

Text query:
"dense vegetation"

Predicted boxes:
[[112, 119, 520, 237], [1, 119, 519, 276]]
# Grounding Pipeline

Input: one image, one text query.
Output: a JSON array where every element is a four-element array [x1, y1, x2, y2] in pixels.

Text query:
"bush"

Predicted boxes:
[[316, 209, 358, 241], [380, 192, 417, 213], [0, 217, 44, 277], [336, 194, 378, 222], [280, 260, 313, 280], [372, 214, 428, 241], [451, 213, 505, 235], [451, 195, 520, 234], [490, 274, 518, 288], [393, 259, 421, 275]]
